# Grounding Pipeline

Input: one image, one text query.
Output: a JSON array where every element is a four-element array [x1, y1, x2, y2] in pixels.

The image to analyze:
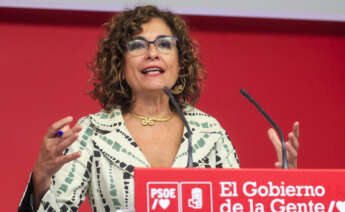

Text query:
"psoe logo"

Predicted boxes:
[[181, 182, 213, 212], [188, 188, 203, 209], [147, 182, 179, 212]]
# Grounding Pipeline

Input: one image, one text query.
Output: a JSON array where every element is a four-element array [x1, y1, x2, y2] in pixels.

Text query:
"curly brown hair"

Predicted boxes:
[[89, 5, 205, 113]]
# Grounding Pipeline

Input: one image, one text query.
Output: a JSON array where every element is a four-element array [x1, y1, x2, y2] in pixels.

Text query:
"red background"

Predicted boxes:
[[1, 8, 344, 211]]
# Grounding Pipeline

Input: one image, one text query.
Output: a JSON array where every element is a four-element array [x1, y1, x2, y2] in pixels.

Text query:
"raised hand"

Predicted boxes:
[[268, 121, 299, 168], [32, 116, 82, 209]]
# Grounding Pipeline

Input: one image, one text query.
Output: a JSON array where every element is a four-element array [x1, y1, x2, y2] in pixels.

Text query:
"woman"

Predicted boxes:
[[19, 5, 299, 211]]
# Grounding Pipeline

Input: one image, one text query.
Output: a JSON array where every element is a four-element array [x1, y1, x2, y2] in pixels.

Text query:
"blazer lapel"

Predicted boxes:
[[172, 106, 220, 167], [89, 109, 150, 177]]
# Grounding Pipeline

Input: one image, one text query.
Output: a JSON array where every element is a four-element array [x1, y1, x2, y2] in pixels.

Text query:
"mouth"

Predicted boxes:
[[141, 67, 165, 75]]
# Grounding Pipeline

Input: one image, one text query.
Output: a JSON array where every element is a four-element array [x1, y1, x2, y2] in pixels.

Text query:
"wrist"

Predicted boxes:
[[32, 170, 51, 210], [32, 167, 51, 184]]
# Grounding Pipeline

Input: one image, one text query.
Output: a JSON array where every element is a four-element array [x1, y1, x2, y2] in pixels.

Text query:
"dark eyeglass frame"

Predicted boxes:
[[126, 35, 178, 55]]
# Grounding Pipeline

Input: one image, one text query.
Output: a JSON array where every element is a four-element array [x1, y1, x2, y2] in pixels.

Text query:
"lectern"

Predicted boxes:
[[135, 168, 345, 212]]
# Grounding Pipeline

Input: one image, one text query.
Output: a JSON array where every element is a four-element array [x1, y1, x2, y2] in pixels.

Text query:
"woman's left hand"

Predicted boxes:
[[268, 121, 299, 168]]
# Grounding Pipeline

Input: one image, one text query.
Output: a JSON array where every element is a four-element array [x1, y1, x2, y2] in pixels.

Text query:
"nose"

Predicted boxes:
[[146, 42, 159, 60]]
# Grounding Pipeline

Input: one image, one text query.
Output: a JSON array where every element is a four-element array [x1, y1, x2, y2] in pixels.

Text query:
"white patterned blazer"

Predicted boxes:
[[19, 105, 240, 211]]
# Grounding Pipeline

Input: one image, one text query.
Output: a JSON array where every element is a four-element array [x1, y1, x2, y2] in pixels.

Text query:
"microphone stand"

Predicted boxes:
[[240, 88, 288, 169], [163, 87, 193, 168]]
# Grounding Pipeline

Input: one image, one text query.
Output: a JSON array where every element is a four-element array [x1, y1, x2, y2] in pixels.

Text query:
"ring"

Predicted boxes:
[[56, 130, 64, 137]]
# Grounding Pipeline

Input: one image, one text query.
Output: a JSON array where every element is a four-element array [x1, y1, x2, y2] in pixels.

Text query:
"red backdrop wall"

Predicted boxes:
[[1, 8, 345, 211]]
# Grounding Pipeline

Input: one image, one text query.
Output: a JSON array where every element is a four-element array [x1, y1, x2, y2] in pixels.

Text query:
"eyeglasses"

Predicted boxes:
[[126, 36, 178, 56]]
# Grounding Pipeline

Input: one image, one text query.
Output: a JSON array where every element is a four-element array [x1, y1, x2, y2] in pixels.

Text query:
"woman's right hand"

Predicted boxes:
[[32, 116, 82, 209]]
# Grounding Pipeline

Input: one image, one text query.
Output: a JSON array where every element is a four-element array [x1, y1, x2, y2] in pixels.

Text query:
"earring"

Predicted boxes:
[[171, 77, 186, 95]]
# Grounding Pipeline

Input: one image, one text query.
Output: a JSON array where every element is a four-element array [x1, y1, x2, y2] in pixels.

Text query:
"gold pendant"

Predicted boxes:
[[130, 112, 174, 127], [141, 118, 155, 126]]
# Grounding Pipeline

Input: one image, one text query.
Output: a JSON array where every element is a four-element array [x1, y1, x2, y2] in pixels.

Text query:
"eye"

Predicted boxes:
[[157, 38, 173, 49], [127, 40, 146, 51]]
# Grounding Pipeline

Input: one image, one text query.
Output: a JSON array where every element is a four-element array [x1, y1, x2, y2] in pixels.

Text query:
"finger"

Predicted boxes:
[[56, 132, 80, 154], [60, 125, 70, 138], [50, 125, 82, 152], [288, 132, 299, 151], [56, 152, 81, 166], [293, 121, 299, 139], [286, 142, 298, 162], [274, 161, 282, 168], [53, 124, 70, 139], [286, 142, 298, 168], [60, 124, 71, 133], [57, 125, 82, 141], [268, 128, 282, 161], [46, 116, 73, 138], [268, 128, 281, 150]]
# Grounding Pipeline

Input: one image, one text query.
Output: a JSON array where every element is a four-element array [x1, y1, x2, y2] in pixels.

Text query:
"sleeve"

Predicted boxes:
[[215, 127, 240, 168], [18, 116, 94, 212], [18, 174, 35, 212]]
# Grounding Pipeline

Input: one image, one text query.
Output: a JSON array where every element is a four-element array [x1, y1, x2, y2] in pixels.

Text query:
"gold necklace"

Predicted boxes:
[[130, 112, 174, 126]]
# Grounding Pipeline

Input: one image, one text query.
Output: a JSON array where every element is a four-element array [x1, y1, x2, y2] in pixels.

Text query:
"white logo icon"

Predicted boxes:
[[188, 188, 203, 209], [337, 201, 345, 212], [159, 199, 170, 210], [151, 199, 170, 210]]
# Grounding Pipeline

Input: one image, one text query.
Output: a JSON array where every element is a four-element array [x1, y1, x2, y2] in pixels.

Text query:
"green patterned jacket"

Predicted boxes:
[[20, 105, 240, 211]]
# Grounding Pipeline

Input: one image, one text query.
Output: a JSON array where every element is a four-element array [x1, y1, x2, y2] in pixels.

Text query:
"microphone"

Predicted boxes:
[[163, 87, 193, 168], [240, 88, 288, 169]]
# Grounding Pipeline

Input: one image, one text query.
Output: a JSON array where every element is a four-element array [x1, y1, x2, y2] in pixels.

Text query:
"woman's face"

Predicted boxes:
[[123, 18, 179, 96]]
